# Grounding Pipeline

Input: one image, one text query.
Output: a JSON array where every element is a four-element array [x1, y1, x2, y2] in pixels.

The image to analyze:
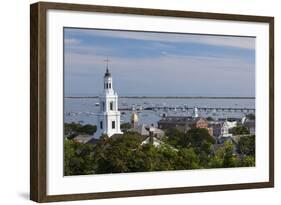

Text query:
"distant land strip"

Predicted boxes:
[[65, 96, 255, 99]]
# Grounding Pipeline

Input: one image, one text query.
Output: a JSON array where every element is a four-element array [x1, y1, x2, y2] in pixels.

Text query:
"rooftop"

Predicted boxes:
[[159, 116, 193, 123]]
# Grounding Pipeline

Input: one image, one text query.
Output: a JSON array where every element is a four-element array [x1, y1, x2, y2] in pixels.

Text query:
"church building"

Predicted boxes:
[[95, 65, 123, 138]]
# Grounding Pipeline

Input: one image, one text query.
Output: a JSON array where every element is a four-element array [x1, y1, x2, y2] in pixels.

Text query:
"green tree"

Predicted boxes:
[[165, 128, 215, 150], [120, 123, 132, 131], [164, 128, 186, 148], [153, 144, 178, 171], [64, 139, 94, 175], [64, 122, 82, 138], [78, 124, 97, 135], [241, 155, 255, 167], [64, 122, 97, 139], [222, 141, 240, 168], [237, 135, 255, 156], [94, 132, 143, 174], [64, 127, 255, 176], [209, 141, 240, 168], [175, 148, 199, 170], [229, 125, 249, 135], [138, 144, 159, 171], [94, 133, 183, 173], [186, 128, 215, 148], [208, 156, 224, 168]]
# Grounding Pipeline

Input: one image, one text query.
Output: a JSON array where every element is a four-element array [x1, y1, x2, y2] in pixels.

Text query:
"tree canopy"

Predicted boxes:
[[64, 127, 255, 176], [237, 135, 255, 156], [64, 139, 94, 175], [229, 125, 250, 135], [64, 122, 97, 139]]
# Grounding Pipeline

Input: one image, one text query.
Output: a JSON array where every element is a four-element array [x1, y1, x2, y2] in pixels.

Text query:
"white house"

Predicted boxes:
[[221, 120, 237, 136], [218, 120, 237, 143], [95, 67, 123, 138]]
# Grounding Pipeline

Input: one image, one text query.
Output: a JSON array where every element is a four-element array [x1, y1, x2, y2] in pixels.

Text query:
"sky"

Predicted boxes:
[[64, 28, 255, 97]]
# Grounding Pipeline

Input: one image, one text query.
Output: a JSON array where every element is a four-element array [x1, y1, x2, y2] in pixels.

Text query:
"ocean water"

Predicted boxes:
[[64, 97, 255, 126]]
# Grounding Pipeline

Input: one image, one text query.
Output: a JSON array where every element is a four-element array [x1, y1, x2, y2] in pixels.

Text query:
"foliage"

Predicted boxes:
[[64, 139, 94, 175], [94, 132, 143, 173], [208, 141, 239, 168], [222, 141, 240, 167], [208, 156, 224, 168], [64, 122, 97, 138], [237, 135, 255, 156], [164, 128, 186, 148], [93, 134, 202, 174], [120, 122, 132, 131], [246, 113, 255, 120], [175, 148, 200, 170], [186, 128, 215, 148], [241, 155, 255, 167], [229, 125, 250, 135], [164, 128, 215, 150], [80, 124, 97, 135], [64, 127, 255, 176]]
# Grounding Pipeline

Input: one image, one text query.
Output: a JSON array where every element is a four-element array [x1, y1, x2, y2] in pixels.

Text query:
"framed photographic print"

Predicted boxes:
[[30, 1, 274, 202]]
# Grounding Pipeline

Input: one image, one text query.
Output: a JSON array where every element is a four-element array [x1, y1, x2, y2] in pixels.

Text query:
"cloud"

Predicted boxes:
[[64, 52, 255, 96], [65, 51, 254, 77], [63, 28, 255, 96], [64, 38, 81, 45], [66, 28, 255, 50]]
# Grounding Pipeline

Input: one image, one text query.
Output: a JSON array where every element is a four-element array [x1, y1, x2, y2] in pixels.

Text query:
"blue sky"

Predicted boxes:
[[64, 28, 255, 97]]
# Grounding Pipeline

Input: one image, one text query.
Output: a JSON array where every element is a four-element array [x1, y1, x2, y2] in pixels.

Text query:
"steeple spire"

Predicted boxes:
[[104, 57, 111, 77], [105, 57, 109, 69]]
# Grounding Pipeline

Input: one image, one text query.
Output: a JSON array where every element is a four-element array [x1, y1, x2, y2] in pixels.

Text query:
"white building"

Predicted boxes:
[[221, 120, 237, 136], [95, 67, 123, 138], [193, 107, 199, 118], [218, 120, 237, 143]]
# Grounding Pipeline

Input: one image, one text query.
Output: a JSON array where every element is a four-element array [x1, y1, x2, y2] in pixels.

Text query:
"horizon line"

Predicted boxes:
[[64, 96, 255, 99]]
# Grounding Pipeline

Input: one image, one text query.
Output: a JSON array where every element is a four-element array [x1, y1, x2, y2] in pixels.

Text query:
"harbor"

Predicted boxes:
[[64, 97, 255, 126]]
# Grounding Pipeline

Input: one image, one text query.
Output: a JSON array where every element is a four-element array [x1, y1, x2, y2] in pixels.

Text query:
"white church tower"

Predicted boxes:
[[95, 60, 123, 138]]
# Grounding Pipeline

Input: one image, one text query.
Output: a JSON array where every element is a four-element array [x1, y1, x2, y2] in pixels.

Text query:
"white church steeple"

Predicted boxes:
[[103, 68, 113, 93], [95, 59, 123, 138]]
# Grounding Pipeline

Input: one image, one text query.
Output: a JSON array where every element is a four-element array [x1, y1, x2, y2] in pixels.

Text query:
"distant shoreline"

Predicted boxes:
[[65, 96, 255, 99]]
